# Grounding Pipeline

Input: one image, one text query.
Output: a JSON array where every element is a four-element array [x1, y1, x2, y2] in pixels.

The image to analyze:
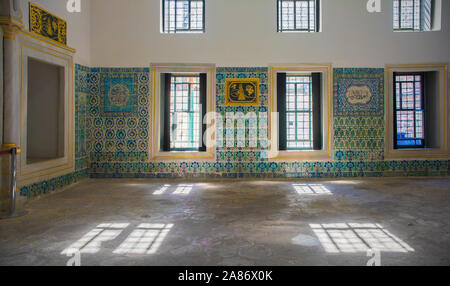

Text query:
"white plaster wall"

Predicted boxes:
[[19, 0, 91, 65], [89, 0, 450, 68]]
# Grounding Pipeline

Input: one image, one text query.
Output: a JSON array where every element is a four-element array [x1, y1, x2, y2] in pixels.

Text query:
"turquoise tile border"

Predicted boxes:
[[19, 169, 88, 198]]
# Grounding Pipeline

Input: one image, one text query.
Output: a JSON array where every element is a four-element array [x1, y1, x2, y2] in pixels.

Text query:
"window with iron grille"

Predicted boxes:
[[277, 0, 320, 32], [159, 72, 207, 152], [162, 0, 205, 33], [286, 76, 313, 150], [170, 76, 201, 150], [393, 0, 434, 31], [277, 73, 322, 151], [393, 73, 426, 148]]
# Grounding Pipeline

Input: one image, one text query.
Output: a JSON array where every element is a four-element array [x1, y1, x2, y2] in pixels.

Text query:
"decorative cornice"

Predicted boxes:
[[0, 15, 24, 39], [0, 15, 76, 54], [19, 29, 76, 54]]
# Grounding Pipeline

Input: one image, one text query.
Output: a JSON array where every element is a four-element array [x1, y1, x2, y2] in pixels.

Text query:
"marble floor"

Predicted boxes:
[[0, 177, 449, 266]]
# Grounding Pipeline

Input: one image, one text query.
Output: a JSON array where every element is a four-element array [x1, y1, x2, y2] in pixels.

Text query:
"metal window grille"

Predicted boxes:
[[170, 76, 201, 150], [393, 73, 426, 148], [393, 0, 433, 31], [286, 75, 313, 150], [162, 0, 205, 33], [277, 0, 318, 32]]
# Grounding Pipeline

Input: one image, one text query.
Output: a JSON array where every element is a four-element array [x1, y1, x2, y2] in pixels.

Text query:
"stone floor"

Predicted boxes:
[[0, 177, 449, 266]]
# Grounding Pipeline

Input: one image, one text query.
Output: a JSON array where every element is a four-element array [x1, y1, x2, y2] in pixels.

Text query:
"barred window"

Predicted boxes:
[[286, 76, 313, 150], [393, 0, 433, 31], [277, 0, 320, 32], [385, 64, 447, 160], [160, 73, 207, 152], [277, 72, 322, 151], [162, 0, 205, 33], [170, 76, 201, 150], [394, 73, 425, 148]]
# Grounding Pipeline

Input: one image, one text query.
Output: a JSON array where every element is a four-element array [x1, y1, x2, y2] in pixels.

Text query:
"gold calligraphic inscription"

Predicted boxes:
[[225, 78, 260, 106], [29, 3, 67, 45]]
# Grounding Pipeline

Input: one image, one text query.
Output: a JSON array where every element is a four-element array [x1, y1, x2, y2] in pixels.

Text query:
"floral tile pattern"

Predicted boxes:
[[18, 65, 449, 198], [74, 64, 89, 171]]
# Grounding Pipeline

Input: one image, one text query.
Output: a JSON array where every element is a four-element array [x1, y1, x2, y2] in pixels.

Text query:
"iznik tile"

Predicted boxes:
[[334, 68, 384, 117], [19, 65, 449, 198]]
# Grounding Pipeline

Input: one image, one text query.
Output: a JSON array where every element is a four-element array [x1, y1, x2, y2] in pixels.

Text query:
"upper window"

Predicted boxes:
[[393, 0, 434, 31], [162, 0, 205, 33], [277, 0, 320, 32], [393, 73, 425, 148]]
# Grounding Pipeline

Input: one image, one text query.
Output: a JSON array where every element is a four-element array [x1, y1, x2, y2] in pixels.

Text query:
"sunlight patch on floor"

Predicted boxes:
[[293, 184, 333, 195], [153, 184, 171, 195], [113, 224, 173, 255], [310, 223, 414, 253], [61, 223, 173, 256], [172, 184, 194, 195], [153, 184, 194, 195], [61, 223, 129, 255]]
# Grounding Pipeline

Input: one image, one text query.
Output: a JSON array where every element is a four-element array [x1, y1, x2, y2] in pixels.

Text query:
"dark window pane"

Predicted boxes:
[[394, 73, 425, 148], [163, 0, 204, 33]]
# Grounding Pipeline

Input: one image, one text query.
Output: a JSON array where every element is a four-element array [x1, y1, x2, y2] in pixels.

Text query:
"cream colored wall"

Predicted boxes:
[[14, 0, 449, 68], [19, 0, 91, 65], [27, 58, 64, 161], [89, 0, 450, 68]]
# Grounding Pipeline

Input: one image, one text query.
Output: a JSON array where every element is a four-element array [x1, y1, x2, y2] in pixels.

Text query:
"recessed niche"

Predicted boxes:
[[26, 58, 65, 165]]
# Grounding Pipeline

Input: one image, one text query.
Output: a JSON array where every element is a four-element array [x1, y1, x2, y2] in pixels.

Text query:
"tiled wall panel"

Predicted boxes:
[[18, 65, 449, 198], [86, 66, 448, 179]]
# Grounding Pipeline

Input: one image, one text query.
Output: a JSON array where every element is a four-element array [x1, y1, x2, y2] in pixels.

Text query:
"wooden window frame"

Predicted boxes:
[[268, 64, 333, 161], [150, 63, 216, 162]]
